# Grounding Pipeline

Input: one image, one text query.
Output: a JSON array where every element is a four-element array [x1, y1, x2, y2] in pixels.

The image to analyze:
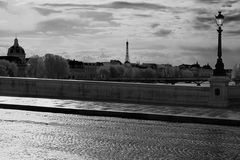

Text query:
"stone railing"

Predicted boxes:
[[0, 77, 210, 107]]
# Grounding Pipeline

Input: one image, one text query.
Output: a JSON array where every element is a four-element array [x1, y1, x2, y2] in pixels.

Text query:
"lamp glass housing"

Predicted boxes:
[[215, 12, 224, 27]]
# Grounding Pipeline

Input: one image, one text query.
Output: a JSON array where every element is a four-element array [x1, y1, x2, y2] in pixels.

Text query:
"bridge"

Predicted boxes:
[[98, 77, 210, 86]]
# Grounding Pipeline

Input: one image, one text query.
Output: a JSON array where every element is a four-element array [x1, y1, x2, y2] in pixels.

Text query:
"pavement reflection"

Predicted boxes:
[[0, 96, 239, 121], [0, 109, 239, 160]]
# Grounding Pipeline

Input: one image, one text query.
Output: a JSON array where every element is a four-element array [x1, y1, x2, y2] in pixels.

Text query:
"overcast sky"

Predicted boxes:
[[0, 0, 239, 68]]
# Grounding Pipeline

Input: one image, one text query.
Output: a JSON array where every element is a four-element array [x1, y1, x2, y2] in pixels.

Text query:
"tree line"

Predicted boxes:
[[0, 53, 213, 80], [97, 65, 212, 80], [0, 54, 70, 79]]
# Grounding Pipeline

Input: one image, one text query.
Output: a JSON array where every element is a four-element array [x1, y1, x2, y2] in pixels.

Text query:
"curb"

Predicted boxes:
[[0, 103, 239, 127]]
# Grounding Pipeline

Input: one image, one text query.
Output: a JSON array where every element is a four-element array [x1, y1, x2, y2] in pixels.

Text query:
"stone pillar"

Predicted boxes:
[[208, 76, 230, 108]]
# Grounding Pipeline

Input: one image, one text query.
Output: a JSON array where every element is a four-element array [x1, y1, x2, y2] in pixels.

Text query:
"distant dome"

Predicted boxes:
[[7, 38, 25, 61]]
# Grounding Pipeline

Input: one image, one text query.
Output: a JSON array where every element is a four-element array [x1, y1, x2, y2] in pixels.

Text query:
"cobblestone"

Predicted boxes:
[[0, 109, 239, 160]]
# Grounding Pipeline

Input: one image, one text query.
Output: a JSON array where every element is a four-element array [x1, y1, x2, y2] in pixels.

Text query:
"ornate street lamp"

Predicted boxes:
[[213, 11, 226, 76]]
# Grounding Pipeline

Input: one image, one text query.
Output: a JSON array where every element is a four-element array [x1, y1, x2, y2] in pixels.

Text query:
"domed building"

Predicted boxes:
[[7, 38, 26, 62], [0, 38, 27, 77]]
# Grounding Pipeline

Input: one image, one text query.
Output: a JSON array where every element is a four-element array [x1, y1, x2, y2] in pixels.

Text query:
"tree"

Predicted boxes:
[[44, 54, 70, 79], [0, 60, 18, 76], [132, 67, 142, 78], [115, 65, 124, 77], [180, 69, 194, 78], [198, 68, 212, 77], [97, 66, 110, 79], [141, 68, 156, 78], [232, 64, 240, 85], [163, 66, 175, 78], [123, 67, 133, 78], [109, 66, 118, 78], [173, 66, 180, 78], [232, 64, 240, 79], [0, 65, 8, 76], [27, 55, 46, 78]]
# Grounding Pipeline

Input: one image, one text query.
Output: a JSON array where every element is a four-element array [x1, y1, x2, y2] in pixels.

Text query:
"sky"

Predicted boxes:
[[0, 0, 239, 68]]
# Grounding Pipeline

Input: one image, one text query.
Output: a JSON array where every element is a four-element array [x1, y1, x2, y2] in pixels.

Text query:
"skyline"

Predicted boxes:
[[0, 1, 239, 68]]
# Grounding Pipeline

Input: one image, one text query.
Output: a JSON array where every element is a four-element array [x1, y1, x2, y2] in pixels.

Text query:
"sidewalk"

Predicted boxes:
[[0, 96, 239, 126]]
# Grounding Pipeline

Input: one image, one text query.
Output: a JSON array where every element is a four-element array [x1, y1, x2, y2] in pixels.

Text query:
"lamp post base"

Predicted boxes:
[[213, 58, 226, 76], [208, 76, 230, 108]]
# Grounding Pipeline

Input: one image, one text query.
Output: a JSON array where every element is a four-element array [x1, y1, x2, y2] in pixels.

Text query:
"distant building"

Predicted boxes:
[[68, 59, 103, 79], [179, 62, 214, 78], [110, 60, 122, 65], [191, 61, 201, 69], [7, 38, 26, 62], [179, 64, 191, 70], [202, 64, 212, 70], [179, 62, 201, 70], [131, 63, 144, 68], [102, 62, 111, 66], [142, 63, 157, 69], [226, 69, 232, 78]]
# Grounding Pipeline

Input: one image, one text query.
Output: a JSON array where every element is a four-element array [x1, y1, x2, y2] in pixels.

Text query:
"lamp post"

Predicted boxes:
[[213, 11, 226, 76]]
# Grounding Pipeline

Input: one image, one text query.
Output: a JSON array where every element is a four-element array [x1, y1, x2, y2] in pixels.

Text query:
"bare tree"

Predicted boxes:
[[180, 69, 194, 78], [27, 55, 46, 78], [141, 68, 156, 79], [27, 54, 70, 79], [44, 54, 70, 79], [97, 66, 110, 79], [232, 64, 240, 79]]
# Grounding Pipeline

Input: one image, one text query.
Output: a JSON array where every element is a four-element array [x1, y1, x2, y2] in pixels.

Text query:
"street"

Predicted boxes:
[[0, 108, 239, 160]]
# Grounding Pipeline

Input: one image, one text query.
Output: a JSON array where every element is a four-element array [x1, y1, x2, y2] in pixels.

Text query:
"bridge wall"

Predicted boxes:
[[229, 86, 240, 97], [228, 86, 240, 106], [0, 77, 210, 106]]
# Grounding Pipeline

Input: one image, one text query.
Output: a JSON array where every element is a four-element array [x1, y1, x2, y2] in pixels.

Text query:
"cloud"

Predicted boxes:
[[191, 8, 210, 15], [37, 18, 84, 34], [35, 18, 101, 36], [42, 1, 168, 11], [222, 0, 239, 7], [179, 45, 240, 68], [192, 15, 214, 30], [193, 22, 211, 30], [33, 7, 62, 16], [0, 43, 10, 48], [195, 16, 213, 23], [101, 1, 167, 10], [153, 29, 172, 37], [195, 0, 239, 10], [42, 3, 89, 8], [151, 23, 160, 28], [224, 12, 240, 24], [78, 11, 120, 28], [0, 1, 7, 9], [226, 29, 240, 36], [0, 30, 13, 37], [192, 9, 240, 29], [134, 14, 152, 18], [79, 11, 114, 22], [195, 0, 223, 4]]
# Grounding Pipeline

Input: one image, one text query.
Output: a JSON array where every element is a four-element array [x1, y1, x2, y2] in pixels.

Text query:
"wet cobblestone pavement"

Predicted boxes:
[[0, 109, 239, 160], [0, 96, 239, 121]]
